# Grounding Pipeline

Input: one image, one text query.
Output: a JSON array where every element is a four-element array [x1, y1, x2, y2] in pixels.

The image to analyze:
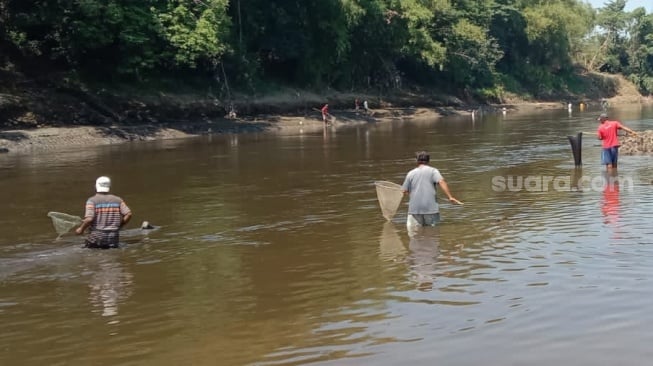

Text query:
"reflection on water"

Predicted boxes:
[[407, 226, 440, 292], [1, 105, 653, 365], [571, 167, 584, 191], [602, 171, 620, 226], [378, 222, 406, 262], [87, 255, 133, 319]]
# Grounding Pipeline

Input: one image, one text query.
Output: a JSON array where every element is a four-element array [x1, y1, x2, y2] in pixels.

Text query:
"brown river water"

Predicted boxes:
[[1, 105, 653, 365]]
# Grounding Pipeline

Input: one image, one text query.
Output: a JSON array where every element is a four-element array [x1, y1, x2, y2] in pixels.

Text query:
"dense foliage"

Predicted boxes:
[[0, 0, 651, 97]]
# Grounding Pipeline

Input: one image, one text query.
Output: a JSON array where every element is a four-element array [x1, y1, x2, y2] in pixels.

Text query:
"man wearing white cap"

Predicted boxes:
[[75, 176, 132, 248], [596, 113, 637, 170]]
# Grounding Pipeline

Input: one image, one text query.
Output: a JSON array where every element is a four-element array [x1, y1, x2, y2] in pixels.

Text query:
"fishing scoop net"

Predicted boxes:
[[374, 181, 404, 221], [47, 211, 82, 236]]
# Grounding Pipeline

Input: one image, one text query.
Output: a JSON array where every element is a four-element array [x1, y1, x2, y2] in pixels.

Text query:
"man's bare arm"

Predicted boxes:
[[620, 125, 638, 135], [75, 217, 93, 235], [438, 179, 463, 205]]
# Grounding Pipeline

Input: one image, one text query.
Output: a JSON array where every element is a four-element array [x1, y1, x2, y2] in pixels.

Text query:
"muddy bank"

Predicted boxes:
[[1, 67, 642, 131], [0, 103, 549, 155], [0, 99, 648, 155], [0, 107, 447, 154], [0, 72, 480, 154], [1, 68, 651, 155]]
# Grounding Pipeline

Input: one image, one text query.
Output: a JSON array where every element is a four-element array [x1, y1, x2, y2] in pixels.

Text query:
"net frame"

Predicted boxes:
[[47, 211, 82, 236], [374, 181, 404, 221]]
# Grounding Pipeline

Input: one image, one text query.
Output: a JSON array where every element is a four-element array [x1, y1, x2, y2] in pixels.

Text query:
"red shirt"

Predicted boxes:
[[597, 120, 623, 148], [321, 105, 328, 114]]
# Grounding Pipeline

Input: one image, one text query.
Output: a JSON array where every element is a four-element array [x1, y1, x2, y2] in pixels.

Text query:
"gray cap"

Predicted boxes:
[[597, 113, 608, 121]]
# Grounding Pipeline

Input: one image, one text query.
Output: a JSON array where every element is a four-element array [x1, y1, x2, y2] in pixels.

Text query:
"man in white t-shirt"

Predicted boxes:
[[401, 151, 463, 229]]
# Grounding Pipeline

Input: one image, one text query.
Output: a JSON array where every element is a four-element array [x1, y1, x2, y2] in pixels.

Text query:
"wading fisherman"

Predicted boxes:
[[76, 176, 132, 248], [597, 113, 638, 170], [401, 151, 463, 231]]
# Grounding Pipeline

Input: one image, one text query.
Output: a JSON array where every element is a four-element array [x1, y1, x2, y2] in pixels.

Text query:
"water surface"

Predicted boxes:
[[1, 105, 653, 365]]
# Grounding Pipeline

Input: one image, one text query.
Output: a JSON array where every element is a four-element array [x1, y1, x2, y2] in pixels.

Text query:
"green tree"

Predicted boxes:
[[623, 9, 653, 93], [588, 0, 628, 71], [155, 0, 231, 69], [440, 18, 503, 89], [1, 1, 165, 76], [488, 2, 530, 76], [523, 0, 593, 70], [1, 0, 650, 100], [432, 1, 505, 92], [224, 0, 357, 87]]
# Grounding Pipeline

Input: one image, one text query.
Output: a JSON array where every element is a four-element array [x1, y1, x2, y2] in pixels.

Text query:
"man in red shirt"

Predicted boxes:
[[596, 113, 637, 170], [321, 103, 329, 124]]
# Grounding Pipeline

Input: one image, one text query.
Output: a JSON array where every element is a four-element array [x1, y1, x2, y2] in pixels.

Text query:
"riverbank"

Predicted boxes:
[[0, 107, 438, 154], [0, 102, 575, 155], [1, 69, 650, 155]]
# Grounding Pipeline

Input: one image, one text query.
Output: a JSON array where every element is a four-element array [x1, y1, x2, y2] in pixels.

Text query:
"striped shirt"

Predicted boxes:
[[84, 193, 131, 247]]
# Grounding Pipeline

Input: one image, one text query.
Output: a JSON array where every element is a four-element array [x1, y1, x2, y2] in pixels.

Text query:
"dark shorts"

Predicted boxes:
[[85, 230, 120, 249], [602, 147, 619, 165]]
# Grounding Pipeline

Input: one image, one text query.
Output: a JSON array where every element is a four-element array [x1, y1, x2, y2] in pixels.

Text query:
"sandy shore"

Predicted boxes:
[[0, 107, 450, 155], [0, 101, 617, 155]]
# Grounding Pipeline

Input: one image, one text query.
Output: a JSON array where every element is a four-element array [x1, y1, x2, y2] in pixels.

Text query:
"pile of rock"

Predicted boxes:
[[620, 130, 653, 155]]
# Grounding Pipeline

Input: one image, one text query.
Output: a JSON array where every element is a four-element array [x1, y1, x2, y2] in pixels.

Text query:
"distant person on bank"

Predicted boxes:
[[321, 103, 330, 124], [597, 113, 638, 170], [401, 151, 463, 230], [76, 176, 132, 248]]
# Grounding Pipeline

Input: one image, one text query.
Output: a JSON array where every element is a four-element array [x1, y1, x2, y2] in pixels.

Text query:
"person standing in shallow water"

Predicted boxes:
[[76, 176, 132, 248], [321, 103, 330, 124], [596, 113, 638, 170], [401, 151, 463, 230]]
